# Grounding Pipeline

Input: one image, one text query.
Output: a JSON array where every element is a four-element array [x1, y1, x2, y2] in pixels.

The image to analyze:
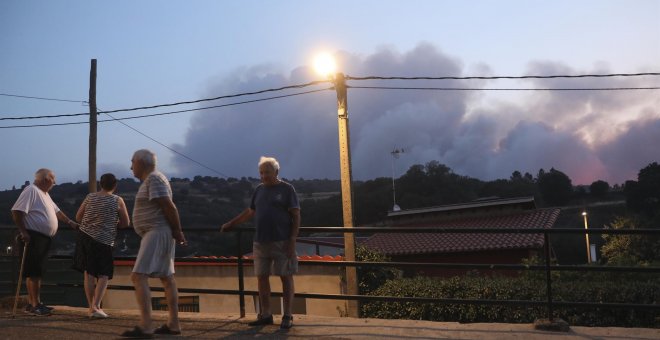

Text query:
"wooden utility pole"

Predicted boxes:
[[335, 73, 359, 317], [88, 59, 97, 193]]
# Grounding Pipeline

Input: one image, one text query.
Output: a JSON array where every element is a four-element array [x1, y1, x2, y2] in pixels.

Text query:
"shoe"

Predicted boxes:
[[280, 314, 294, 330], [154, 324, 181, 335], [90, 310, 109, 318], [37, 303, 54, 311], [248, 314, 274, 326], [23, 304, 34, 314], [31, 304, 52, 316], [120, 326, 154, 338]]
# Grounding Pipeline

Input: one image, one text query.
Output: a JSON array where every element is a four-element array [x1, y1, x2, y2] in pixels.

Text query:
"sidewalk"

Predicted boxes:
[[1, 305, 659, 339]]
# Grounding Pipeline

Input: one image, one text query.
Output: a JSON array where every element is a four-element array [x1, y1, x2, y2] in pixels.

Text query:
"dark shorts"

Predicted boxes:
[[72, 231, 114, 279], [19, 230, 52, 279]]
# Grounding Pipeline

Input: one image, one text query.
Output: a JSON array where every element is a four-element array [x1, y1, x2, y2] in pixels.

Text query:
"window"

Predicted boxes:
[[151, 295, 199, 313]]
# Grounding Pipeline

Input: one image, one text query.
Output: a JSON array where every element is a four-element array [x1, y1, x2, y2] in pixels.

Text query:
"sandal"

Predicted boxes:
[[154, 324, 182, 335], [120, 326, 154, 338], [280, 314, 294, 330]]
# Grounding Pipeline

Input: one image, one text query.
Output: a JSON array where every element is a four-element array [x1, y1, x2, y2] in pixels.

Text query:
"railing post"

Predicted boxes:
[[543, 231, 554, 321], [237, 230, 245, 318]]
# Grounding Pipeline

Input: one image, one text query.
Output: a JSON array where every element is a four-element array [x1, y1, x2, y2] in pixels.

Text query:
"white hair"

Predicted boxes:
[[133, 149, 157, 167], [34, 168, 53, 181], [258, 156, 280, 171]]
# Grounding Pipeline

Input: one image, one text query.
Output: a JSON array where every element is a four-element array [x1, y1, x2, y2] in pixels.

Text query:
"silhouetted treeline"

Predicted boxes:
[[1, 161, 629, 229]]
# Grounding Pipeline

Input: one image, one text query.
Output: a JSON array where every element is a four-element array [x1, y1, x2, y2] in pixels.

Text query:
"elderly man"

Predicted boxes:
[[222, 156, 301, 330], [121, 149, 187, 338], [11, 168, 77, 316]]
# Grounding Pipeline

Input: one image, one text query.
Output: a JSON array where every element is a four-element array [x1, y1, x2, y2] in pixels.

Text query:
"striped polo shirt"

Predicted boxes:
[[132, 170, 172, 237]]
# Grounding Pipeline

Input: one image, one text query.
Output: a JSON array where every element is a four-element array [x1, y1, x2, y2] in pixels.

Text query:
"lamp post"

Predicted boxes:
[[314, 53, 359, 317], [582, 212, 592, 263], [334, 72, 359, 317]]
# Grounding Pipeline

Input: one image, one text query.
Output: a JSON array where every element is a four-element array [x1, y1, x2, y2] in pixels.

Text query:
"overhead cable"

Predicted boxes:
[[0, 87, 332, 129], [346, 72, 660, 81], [0, 80, 330, 121], [348, 86, 660, 91], [99, 80, 331, 114], [0, 92, 87, 104], [0, 112, 90, 121], [101, 110, 230, 178]]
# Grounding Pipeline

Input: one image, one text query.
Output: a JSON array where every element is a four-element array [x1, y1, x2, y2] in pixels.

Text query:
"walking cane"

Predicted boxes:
[[11, 243, 28, 318]]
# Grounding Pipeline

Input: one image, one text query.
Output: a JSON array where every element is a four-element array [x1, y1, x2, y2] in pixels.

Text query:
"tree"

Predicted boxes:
[[537, 168, 573, 206], [601, 216, 660, 265], [590, 180, 609, 197], [624, 162, 660, 218]]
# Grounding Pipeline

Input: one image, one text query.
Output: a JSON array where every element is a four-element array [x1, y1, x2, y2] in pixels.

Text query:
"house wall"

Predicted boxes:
[[103, 262, 346, 317]]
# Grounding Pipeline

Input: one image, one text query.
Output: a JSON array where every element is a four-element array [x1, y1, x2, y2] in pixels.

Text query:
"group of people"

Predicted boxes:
[[11, 149, 301, 338]]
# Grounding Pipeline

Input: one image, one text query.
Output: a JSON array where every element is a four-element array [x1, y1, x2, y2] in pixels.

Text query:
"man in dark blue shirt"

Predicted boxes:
[[221, 156, 300, 329]]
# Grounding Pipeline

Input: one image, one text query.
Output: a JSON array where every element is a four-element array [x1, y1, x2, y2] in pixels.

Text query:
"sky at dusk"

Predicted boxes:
[[2, 0, 659, 191]]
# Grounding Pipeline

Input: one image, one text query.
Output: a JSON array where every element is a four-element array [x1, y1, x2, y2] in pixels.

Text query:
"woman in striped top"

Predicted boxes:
[[73, 173, 130, 318]]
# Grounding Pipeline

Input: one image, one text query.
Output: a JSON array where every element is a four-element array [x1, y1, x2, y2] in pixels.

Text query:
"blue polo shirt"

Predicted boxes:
[[250, 181, 299, 242]]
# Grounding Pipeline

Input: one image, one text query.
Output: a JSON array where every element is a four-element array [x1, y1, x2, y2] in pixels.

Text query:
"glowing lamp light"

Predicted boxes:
[[313, 52, 337, 78]]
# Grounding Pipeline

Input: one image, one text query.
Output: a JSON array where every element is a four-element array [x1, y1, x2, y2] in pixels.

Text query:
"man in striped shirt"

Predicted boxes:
[[121, 149, 187, 338]]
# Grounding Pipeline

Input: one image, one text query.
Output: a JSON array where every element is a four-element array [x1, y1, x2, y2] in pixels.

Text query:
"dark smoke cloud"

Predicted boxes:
[[171, 43, 659, 185]]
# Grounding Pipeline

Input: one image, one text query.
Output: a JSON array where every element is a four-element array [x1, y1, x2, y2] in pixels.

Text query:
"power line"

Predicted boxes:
[[0, 87, 332, 129], [3, 72, 658, 121], [0, 92, 87, 103], [0, 80, 330, 121], [99, 80, 331, 114], [99, 87, 332, 122], [348, 86, 660, 91], [346, 72, 660, 81], [0, 112, 90, 121], [101, 110, 230, 178]]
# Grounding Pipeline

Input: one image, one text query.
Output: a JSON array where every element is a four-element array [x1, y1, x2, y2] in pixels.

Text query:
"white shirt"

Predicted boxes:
[[11, 184, 61, 237]]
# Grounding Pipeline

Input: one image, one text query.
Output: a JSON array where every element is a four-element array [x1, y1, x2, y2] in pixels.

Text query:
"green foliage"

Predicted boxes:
[[360, 272, 659, 327], [601, 216, 660, 266], [355, 245, 401, 295]]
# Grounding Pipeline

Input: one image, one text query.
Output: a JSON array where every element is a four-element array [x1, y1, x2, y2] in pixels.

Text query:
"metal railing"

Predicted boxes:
[[5, 226, 660, 322]]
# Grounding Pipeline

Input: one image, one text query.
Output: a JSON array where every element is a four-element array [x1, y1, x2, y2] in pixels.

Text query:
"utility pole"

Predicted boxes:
[[335, 73, 359, 317], [88, 59, 97, 193]]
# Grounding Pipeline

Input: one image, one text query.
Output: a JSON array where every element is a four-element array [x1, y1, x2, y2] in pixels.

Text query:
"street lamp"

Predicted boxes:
[[582, 211, 592, 263], [314, 53, 359, 317]]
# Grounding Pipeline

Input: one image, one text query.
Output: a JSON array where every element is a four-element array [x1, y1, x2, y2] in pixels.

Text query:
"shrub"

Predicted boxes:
[[360, 271, 659, 327]]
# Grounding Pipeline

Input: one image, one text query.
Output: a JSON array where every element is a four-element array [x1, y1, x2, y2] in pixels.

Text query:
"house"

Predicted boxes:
[[361, 196, 560, 277], [103, 255, 348, 317]]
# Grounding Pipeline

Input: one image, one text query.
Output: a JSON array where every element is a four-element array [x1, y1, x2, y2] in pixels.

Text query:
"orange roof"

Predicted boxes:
[[361, 208, 560, 256], [114, 254, 343, 266]]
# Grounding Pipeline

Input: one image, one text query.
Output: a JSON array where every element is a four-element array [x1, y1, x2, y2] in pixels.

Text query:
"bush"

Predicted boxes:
[[360, 272, 659, 327]]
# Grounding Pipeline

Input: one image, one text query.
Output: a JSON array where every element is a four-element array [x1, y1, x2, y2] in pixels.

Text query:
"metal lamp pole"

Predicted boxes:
[[582, 212, 592, 263]]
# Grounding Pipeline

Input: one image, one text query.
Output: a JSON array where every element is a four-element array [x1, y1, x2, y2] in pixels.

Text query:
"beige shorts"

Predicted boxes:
[[253, 241, 298, 276]]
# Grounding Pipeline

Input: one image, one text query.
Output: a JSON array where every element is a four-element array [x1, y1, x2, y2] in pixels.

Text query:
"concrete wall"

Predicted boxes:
[[103, 261, 346, 317]]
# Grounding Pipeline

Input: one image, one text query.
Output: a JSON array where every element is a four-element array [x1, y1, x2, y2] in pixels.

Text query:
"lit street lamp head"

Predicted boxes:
[[313, 52, 337, 79]]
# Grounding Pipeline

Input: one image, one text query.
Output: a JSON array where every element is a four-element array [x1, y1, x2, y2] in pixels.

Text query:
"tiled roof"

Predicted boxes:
[[114, 254, 344, 267], [387, 196, 536, 217], [361, 208, 560, 256]]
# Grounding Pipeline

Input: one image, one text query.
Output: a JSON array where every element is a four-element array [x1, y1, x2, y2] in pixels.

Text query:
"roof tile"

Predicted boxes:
[[361, 208, 560, 256]]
